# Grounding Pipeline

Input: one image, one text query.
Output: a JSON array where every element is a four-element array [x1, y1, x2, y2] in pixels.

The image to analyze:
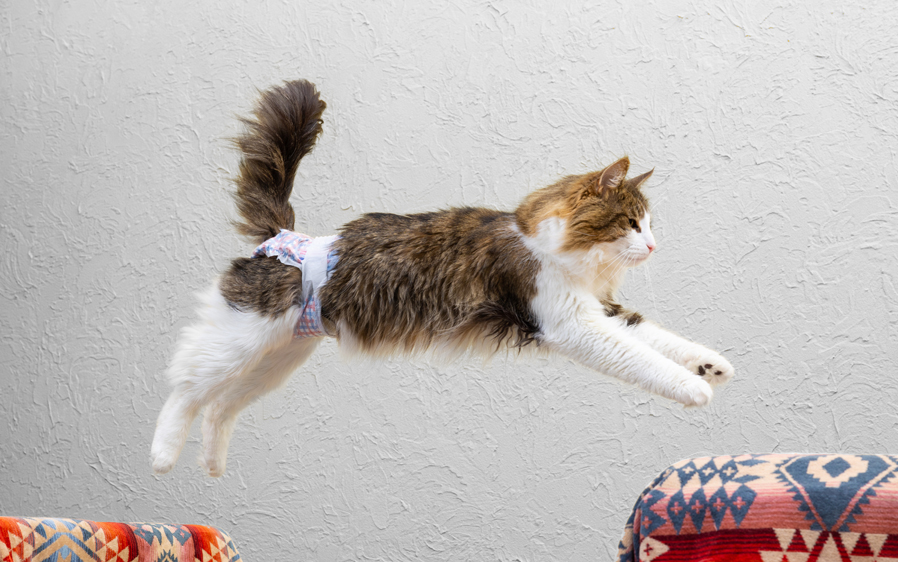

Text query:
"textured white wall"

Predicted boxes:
[[2, 1, 898, 560]]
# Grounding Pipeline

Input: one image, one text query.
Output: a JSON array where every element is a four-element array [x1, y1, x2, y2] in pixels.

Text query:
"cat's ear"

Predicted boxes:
[[629, 168, 654, 189], [593, 156, 630, 194]]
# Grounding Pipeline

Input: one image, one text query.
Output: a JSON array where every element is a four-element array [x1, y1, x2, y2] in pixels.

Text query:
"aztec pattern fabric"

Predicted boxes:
[[253, 230, 340, 338], [616, 454, 898, 561], [0, 517, 240, 562]]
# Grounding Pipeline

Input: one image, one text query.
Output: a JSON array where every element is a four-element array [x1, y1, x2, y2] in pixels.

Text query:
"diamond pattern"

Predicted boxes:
[[666, 490, 688, 534], [687, 487, 708, 533], [617, 454, 898, 561], [779, 455, 897, 532]]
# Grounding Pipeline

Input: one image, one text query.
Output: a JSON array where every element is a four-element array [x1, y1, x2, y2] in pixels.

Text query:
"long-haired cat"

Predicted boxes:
[[151, 80, 734, 477]]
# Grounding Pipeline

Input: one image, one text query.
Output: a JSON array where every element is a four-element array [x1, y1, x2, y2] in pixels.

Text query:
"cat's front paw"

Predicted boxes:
[[685, 352, 734, 387], [673, 375, 713, 407]]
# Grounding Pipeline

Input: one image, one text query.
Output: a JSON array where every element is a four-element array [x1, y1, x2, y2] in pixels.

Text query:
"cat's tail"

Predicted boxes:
[[231, 80, 327, 244]]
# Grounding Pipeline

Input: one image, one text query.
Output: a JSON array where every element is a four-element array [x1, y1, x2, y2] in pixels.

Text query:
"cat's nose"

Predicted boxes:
[[646, 243, 655, 252]]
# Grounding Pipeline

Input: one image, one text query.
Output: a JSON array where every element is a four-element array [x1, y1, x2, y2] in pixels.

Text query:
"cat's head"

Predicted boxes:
[[516, 156, 656, 269]]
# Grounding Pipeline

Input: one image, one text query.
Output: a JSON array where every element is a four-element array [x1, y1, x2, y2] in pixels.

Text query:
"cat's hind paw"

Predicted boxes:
[[685, 353, 734, 387], [200, 454, 227, 478], [150, 444, 179, 475]]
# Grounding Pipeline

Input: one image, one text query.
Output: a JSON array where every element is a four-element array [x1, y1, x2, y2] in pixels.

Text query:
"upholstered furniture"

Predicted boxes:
[[0, 517, 240, 562], [617, 454, 898, 561]]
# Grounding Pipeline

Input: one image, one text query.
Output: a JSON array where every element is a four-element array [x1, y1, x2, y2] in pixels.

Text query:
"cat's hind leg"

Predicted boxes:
[[152, 390, 203, 475], [151, 283, 302, 475], [199, 336, 320, 477]]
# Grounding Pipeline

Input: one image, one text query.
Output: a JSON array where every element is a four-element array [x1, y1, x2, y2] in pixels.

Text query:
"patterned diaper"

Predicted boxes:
[[252, 230, 339, 338]]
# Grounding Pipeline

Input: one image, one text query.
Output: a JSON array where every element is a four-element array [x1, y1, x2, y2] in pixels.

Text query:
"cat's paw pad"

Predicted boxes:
[[151, 451, 177, 475], [676, 376, 713, 407], [685, 354, 734, 387], [150, 438, 180, 475]]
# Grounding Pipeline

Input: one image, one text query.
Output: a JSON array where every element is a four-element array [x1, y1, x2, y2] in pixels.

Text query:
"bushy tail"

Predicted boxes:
[[232, 80, 326, 244]]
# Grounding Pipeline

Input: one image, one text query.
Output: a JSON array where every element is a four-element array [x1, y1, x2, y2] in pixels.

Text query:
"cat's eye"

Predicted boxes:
[[628, 218, 641, 232]]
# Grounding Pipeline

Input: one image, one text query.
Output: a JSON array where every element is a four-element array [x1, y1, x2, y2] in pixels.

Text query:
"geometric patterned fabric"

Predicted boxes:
[[617, 454, 898, 561], [0, 518, 240, 562]]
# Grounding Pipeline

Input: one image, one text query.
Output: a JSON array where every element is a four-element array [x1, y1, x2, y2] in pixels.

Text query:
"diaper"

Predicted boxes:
[[252, 230, 339, 338]]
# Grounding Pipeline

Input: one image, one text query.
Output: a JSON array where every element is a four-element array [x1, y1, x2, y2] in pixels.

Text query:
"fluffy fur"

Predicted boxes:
[[151, 80, 734, 477]]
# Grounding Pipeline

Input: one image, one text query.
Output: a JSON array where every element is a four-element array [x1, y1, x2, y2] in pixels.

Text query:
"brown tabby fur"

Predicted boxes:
[[220, 257, 304, 317], [231, 80, 326, 243], [220, 80, 325, 316], [515, 169, 653, 251], [220, 80, 651, 354], [320, 209, 540, 353]]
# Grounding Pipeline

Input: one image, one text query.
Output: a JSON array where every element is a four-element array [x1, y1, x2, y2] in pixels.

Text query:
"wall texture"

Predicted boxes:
[[2, 1, 898, 560]]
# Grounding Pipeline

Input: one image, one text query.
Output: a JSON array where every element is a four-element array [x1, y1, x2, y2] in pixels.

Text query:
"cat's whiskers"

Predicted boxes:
[[641, 257, 658, 317], [598, 252, 628, 278], [591, 250, 631, 291]]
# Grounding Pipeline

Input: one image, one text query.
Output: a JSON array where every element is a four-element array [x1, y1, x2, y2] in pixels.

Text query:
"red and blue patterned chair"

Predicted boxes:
[[617, 453, 898, 561], [0, 517, 240, 562]]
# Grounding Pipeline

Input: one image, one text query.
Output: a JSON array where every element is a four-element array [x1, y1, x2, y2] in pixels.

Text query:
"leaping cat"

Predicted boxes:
[[150, 80, 734, 477]]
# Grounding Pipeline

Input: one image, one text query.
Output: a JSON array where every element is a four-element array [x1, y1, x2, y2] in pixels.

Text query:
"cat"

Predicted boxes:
[[150, 79, 734, 477]]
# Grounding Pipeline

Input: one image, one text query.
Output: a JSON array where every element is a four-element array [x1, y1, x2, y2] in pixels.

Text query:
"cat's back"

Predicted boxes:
[[332, 206, 534, 283], [319, 206, 542, 352]]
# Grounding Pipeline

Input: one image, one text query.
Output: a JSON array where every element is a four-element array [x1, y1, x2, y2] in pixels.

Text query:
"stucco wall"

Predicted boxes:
[[2, 1, 897, 560]]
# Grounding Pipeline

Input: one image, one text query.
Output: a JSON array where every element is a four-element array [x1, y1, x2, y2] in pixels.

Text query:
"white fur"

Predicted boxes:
[[151, 283, 321, 476], [520, 213, 732, 406]]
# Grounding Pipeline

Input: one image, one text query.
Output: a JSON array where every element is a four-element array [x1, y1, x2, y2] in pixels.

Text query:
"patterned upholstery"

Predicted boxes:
[[0, 518, 240, 562], [617, 454, 898, 561]]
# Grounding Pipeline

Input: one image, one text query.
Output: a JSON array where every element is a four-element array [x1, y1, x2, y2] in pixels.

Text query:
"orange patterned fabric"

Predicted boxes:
[[0, 518, 240, 562]]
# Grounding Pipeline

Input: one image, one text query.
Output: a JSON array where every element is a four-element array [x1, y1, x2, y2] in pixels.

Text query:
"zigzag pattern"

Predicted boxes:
[[618, 454, 898, 562], [0, 518, 240, 562]]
